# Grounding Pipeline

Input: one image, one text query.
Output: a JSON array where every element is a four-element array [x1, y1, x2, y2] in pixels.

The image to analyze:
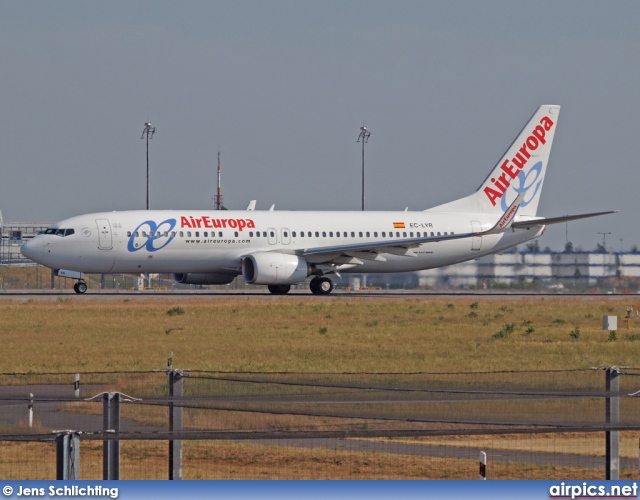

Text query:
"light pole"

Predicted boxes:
[[357, 126, 371, 211], [141, 122, 156, 210]]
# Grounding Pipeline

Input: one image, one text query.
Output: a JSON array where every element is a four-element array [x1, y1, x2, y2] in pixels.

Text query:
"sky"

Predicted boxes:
[[0, 0, 638, 252]]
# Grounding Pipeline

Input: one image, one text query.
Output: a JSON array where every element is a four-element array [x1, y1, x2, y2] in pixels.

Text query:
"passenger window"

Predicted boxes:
[[270, 231, 275, 237], [335, 232, 339, 237], [171, 232, 176, 237], [351, 232, 355, 237], [343, 232, 347, 237], [262, 231, 266, 237], [396, 232, 400, 237], [374, 232, 378, 237], [292, 231, 296, 237], [249, 231, 253, 237], [382, 232, 386, 237], [444, 232, 447, 235], [451, 232, 454, 235], [437, 232, 441, 236], [163, 232, 168, 237], [410, 232, 413, 237], [187, 232, 192, 237], [359, 232, 363, 237], [329, 232, 333, 237], [430, 232, 434, 236], [179, 231, 183, 237], [315, 232, 319, 237], [195, 232, 199, 237], [366, 232, 370, 237], [322, 232, 326, 237], [142, 231, 147, 237], [300, 232, 304, 237], [135, 232, 139, 237], [127, 231, 132, 237], [234, 232, 238, 237], [403, 232, 407, 237], [284, 231, 288, 237]]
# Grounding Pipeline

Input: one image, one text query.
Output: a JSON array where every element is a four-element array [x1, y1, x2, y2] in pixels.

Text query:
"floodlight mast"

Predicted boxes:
[[357, 126, 371, 211], [141, 122, 156, 210]]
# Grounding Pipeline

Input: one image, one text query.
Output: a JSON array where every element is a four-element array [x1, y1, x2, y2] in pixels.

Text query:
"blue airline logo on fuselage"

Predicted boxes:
[[127, 219, 177, 252]]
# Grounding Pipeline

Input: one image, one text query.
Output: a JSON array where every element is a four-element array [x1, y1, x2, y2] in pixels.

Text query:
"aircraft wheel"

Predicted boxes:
[[75, 282, 87, 294], [316, 277, 334, 295], [268, 284, 291, 295], [309, 277, 320, 295], [73, 283, 79, 293]]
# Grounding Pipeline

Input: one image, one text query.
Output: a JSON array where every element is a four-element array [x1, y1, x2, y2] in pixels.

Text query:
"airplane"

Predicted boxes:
[[21, 105, 616, 295]]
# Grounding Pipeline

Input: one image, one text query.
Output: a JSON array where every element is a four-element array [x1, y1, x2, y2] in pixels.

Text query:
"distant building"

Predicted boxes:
[[1, 222, 49, 266]]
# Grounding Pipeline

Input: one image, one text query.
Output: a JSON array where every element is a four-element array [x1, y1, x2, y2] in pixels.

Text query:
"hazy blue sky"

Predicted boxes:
[[1, 1, 638, 251]]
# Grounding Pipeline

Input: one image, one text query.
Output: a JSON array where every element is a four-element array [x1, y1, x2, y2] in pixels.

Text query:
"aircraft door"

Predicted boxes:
[[281, 228, 291, 245], [471, 220, 482, 251], [268, 228, 277, 245], [96, 219, 113, 250]]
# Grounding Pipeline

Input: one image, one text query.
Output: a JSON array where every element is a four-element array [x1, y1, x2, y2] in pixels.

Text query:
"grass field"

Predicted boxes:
[[2, 294, 639, 479], [0, 295, 637, 372]]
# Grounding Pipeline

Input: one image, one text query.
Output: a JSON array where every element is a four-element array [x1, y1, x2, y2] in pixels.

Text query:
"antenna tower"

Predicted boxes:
[[215, 151, 223, 210]]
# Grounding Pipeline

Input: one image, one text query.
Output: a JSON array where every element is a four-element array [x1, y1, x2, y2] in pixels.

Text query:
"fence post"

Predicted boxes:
[[74, 374, 80, 398], [606, 366, 620, 480], [103, 392, 120, 480], [56, 432, 80, 480], [479, 451, 486, 480], [169, 369, 184, 480], [28, 393, 33, 428]]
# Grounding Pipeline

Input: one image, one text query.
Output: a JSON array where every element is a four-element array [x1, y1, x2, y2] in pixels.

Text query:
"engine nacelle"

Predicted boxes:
[[242, 252, 311, 285], [173, 273, 236, 285]]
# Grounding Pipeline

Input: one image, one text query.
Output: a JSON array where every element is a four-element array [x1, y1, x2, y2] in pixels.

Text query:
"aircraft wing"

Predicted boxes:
[[300, 194, 525, 265], [511, 210, 619, 229]]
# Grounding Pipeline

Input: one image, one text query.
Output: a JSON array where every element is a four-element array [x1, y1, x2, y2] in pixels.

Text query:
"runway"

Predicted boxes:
[[0, 289, 634, 301]]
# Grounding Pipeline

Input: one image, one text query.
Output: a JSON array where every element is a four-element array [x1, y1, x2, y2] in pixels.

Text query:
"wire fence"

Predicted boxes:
[[1, 368, 640, 479]]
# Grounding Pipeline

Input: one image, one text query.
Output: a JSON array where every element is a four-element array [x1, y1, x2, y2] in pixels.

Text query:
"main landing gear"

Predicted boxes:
[[73, 281, 87, 294], [310, 277, 334, 295], [265, 277, 335, 296], [267, 284, 291, 295]]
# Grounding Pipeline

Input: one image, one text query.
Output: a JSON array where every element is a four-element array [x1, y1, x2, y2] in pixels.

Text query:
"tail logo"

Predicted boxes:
[[500, 161, 543, 211], [483, 115, 554, 207]]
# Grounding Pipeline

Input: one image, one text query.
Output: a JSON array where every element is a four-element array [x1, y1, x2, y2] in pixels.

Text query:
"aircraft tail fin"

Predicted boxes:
[[427, 105, 560, 216]]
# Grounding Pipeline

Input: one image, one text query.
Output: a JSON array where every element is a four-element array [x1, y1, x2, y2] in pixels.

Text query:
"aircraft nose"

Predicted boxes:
[[21, 237, 45, 262]]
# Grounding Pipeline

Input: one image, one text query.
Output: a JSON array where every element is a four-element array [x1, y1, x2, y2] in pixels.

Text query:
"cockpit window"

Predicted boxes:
[[44, 227, 74, 237]]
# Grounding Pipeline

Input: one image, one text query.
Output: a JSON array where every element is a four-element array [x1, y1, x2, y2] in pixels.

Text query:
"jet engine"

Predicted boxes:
[[242, 252, 311, 285], [173, 273, 236, 285]]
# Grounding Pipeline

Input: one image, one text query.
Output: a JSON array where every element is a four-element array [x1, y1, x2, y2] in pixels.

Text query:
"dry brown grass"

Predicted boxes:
[[2, 295, 639, 479], [1, 439, 636, 480], [0, 296, 638, 373]]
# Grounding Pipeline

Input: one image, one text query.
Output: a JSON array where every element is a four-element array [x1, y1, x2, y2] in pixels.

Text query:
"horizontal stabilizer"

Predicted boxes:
[[511, 210, 619, 229]]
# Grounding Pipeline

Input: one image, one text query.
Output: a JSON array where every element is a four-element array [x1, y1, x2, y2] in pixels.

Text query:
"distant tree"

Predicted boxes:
[[525, 240, 540, 252], [595, 243, 607, 253], [564, 241, 574, 252], [632, 244, 639, 253]]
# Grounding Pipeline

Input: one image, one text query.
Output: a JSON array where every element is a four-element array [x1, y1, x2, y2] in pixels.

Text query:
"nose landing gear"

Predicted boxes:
[[73, 281, 87, 294]]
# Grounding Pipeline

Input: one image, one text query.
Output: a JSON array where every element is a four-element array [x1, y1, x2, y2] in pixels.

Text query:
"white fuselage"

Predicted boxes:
[[21, 209, 544, 276]]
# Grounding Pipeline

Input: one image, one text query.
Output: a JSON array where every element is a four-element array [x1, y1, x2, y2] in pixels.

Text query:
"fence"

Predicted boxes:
[[2, 366, 640, 479]]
